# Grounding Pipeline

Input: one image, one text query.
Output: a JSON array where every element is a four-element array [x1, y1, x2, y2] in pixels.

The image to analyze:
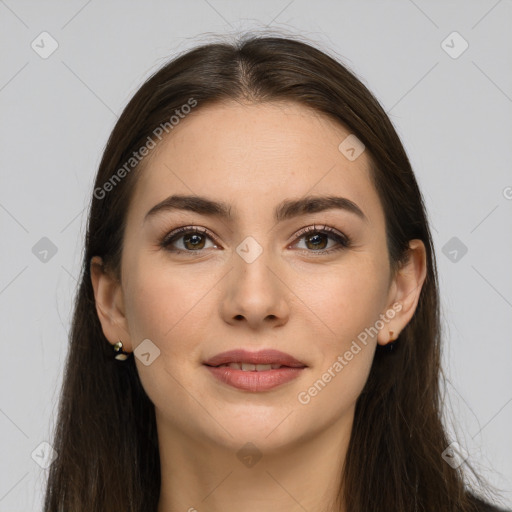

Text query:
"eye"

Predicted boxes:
[[291, 224, 351, 255], [160, 226, 219, 254], [160, 223, 351, 256]]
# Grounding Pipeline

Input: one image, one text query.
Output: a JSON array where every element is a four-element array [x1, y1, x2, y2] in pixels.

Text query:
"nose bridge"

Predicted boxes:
[[235, 234, 266, 266], [222, 232, 288, 328], [233, 233, 276, 303]]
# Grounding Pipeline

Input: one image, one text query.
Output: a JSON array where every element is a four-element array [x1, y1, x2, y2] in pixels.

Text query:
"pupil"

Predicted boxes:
[[185, 233, 204, 250], [307, 233, 327, 250]]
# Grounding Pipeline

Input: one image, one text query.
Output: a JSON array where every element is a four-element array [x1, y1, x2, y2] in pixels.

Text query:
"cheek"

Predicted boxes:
[[293, 256, 388, 404], [299, 255, 389, 347], [294, 306, 378, 418], [121, 260, 213, 406], [122, 257, 207, 347]]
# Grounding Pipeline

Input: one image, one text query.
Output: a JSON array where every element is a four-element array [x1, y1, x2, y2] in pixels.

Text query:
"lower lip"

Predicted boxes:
[[204, 365, 305, 392]]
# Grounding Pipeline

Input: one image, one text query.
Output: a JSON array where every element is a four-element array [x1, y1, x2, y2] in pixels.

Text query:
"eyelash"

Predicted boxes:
[[159, 224, 351, 256]]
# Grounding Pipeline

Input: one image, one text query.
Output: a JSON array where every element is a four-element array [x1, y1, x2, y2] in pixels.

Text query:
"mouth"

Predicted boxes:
[[210, 362, 295, 371], [203, 348, 307, 369], [203, 349, 307, 392]]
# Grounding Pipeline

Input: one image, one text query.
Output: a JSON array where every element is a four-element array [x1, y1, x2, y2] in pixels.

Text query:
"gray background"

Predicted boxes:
[[1, 1, 511, 510]]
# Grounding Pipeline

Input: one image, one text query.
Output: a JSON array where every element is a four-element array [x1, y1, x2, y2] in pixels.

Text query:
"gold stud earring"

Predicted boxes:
[[387, 330, 398, 352], [113, 340, 131, 361]]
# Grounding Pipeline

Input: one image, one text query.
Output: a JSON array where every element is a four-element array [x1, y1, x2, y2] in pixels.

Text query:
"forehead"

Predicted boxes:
[[128, 100, 383, 227]]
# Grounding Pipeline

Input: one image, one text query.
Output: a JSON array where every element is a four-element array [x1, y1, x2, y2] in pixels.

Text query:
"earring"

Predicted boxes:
[[113, 340, 131, 361], [388, 330, 397, 352]]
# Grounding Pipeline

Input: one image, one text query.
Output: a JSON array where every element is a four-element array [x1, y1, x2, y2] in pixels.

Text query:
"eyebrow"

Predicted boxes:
[[144, 194, 368, 223]]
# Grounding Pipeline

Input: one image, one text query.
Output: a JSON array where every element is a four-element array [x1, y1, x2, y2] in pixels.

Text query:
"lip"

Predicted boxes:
[[203, 349, 307, 392], [203, 349, 307, 368]]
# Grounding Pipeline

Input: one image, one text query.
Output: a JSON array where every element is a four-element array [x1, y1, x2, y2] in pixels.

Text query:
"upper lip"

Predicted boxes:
[[203, 349, 307, 368]]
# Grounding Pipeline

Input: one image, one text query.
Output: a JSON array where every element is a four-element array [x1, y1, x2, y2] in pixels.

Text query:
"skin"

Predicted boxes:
[[90, 100, 426, 512]]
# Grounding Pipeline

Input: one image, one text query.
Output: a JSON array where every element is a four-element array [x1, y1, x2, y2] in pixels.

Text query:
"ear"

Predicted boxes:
[[90, 256, 133, 352], [377, 239, 427, 346]]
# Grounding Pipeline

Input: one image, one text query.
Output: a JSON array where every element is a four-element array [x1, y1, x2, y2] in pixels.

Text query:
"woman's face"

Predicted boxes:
[[92, 100, 424, 452]]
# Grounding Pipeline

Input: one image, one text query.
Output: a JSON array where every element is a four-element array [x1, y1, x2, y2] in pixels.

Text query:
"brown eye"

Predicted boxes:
[[160, 227, 218, 254], [292, 225, 351, 255], [303, 232, 329, 250], [182, 232, 206, 250]]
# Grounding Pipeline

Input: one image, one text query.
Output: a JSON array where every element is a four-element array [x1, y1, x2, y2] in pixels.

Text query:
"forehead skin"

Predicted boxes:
[[122, 100, 388, 272]]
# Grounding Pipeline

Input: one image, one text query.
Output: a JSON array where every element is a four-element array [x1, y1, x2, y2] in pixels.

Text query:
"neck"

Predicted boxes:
[[156, 407, 353, 512]]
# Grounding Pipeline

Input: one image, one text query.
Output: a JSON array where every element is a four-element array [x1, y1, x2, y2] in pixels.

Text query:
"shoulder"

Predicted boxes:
[[468, 493, 511, 512]]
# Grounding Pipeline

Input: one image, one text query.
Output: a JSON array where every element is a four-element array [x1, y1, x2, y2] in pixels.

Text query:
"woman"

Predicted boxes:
[[43, 34, 509, 511]]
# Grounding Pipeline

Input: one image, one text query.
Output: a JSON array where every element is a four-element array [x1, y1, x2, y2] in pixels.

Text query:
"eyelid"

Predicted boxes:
[[291, 224, 349, 245], [160, 225, 220, 248]]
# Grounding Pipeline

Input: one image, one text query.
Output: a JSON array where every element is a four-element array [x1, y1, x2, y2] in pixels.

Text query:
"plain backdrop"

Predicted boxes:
[[1, 1, 511, 510]]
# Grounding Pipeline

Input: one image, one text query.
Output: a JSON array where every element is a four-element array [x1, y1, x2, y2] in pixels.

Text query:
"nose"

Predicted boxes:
[[220, 249, 290, 331]]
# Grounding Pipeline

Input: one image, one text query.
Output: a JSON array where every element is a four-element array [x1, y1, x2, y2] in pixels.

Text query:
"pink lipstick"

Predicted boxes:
[[203, 349, 307, 392]]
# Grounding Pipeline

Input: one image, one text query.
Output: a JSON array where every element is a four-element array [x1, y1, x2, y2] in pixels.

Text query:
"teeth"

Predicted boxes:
[[220, 362, 284, 371], [255, 364, 272, 371]]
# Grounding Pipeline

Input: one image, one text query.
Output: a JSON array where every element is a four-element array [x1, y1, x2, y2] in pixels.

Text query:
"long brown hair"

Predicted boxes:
[[43, 32, 501, 511]]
